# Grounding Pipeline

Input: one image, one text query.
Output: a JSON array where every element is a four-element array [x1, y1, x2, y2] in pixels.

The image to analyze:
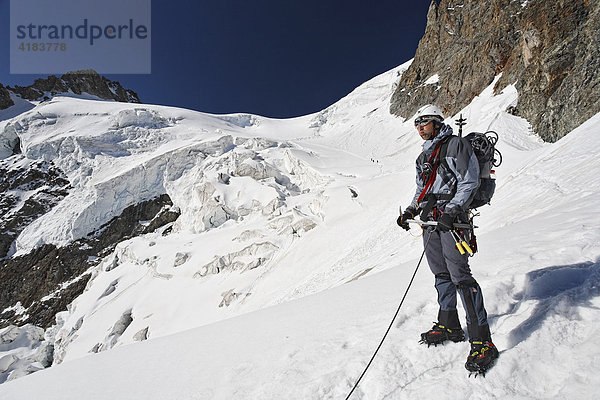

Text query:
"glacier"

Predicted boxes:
[[0, 59, 599, 398]]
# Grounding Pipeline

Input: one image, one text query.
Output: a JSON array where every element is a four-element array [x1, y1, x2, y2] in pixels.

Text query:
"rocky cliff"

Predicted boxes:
[[0, 84, 14, 109], [0, 188, 180, 329], [390, 0, 600, 142], [2, 70, 140, 108]]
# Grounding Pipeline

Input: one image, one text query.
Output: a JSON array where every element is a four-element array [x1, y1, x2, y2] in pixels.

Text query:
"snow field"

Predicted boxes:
[[0, 60, 599, 398]]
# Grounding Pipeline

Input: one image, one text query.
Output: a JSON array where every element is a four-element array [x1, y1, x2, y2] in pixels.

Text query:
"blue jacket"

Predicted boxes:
[[410, 124, 480, 215]]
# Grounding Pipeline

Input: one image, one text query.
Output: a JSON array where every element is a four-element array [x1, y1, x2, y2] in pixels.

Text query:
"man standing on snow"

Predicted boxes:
[[397, 104, 498, 374]]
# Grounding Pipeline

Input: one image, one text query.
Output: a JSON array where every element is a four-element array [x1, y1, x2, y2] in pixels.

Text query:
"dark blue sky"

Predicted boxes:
[[1, 0, 431, 118]]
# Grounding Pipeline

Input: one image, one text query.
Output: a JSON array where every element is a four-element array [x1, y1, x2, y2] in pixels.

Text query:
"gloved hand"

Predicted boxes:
[[436, 211, 456, 232], [397, 208, 417, 231]]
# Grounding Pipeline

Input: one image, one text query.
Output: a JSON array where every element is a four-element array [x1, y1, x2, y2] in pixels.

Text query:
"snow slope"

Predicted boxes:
[[1, 60, 600, 398]]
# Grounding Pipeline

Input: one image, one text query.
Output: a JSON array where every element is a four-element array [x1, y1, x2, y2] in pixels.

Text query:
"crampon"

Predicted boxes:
[[465, 340, 499, 377], [419, 323, 465, 347]]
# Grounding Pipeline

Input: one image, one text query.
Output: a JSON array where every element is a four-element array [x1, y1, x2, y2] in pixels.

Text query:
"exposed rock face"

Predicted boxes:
[[499, 0, 600, 142], [0, 84, 14, 110], [0, 194, 180, 329], [4, 69, 140, 106], [390, 0, 600, 142], [0, 156, 72, 259]]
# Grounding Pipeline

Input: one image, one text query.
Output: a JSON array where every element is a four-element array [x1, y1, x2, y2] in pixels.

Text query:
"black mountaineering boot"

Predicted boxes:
[[465, 340, 499, 376], [420, 323, 465, 347]]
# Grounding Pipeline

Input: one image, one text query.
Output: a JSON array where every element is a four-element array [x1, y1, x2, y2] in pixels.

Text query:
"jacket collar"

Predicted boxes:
[[422, 124, 453, 153]]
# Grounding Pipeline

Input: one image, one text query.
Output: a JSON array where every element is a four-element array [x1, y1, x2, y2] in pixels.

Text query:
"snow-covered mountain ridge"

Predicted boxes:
[[1, 59, 600, 398], [0, 62, 411, 374]]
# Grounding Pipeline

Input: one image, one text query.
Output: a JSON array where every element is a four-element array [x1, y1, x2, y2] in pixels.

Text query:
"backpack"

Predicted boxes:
[[440, 131, 502, 209]]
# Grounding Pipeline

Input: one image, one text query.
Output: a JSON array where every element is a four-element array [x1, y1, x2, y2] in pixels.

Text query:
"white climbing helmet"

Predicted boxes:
[[414, 104, 444, 125]]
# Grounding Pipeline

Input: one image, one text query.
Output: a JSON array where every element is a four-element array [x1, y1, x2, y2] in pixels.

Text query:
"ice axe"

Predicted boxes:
[[406, 219, 475, 230], [398, 206, 476, 230]]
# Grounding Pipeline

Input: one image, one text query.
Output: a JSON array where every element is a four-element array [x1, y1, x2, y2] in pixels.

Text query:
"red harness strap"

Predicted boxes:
[[417, 140, 445, 203]]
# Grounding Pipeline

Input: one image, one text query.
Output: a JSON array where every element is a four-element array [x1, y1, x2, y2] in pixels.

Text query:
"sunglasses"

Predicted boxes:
[[414, 117, 436, 127]]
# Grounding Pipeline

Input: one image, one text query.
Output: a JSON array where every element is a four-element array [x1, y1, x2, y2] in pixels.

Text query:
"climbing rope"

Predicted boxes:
[[344, 233, 432, 399]]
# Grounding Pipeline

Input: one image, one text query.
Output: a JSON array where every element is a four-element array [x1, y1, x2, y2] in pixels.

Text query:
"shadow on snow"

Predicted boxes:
[[493, 260, 600, 348]]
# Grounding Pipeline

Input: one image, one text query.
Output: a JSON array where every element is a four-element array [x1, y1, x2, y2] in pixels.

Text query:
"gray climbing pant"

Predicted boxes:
[[423, 227, 491, 341]]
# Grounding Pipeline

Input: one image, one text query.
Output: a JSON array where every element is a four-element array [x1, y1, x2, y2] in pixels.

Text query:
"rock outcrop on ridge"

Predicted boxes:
[[390, 0, 600, 142], [0, 84, 14, 110], [1, 69, 140, 108]]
